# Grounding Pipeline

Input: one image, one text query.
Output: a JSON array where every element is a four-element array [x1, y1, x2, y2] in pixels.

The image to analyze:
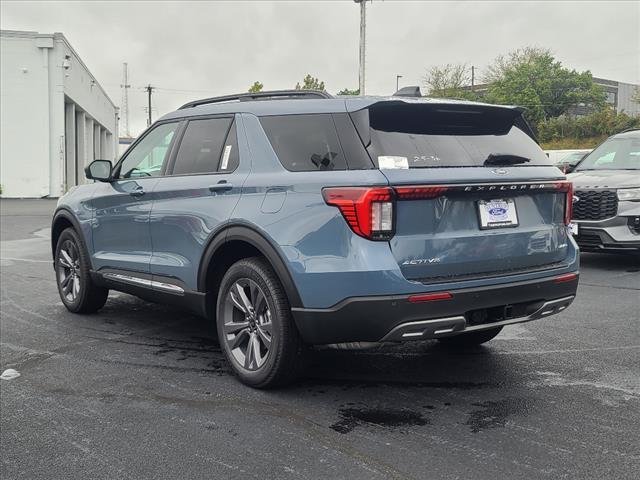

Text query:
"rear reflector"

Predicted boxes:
[[395, 185, 449, 200], [408, 292, 453, 303], [554, 273, 578, 283], [322, 187, 395, 240]]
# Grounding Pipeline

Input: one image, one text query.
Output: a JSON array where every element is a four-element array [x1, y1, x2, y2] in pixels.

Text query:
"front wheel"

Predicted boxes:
[[437, 326, 503, 347], [55, 228, 108, 313], [216, 257, 305, 388]]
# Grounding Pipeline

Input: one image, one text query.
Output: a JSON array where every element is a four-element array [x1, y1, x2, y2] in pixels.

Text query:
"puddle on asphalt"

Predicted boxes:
[[330, 407, 429, 434]]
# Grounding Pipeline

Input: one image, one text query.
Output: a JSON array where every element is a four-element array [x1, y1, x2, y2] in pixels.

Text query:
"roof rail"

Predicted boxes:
[[179, 89, 333, 110]]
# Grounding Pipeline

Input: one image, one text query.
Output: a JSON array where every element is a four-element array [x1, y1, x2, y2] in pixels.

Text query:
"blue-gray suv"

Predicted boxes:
[[52, 89, 579, 387]]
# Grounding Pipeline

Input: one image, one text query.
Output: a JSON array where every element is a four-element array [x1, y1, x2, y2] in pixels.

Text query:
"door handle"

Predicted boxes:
[[209, 181, 233, 193], [130, 186, 145, 197]]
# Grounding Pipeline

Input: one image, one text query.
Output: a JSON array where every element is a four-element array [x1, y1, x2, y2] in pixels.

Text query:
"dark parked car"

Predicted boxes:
[[51, 90, 579, 387], [568, 129, 640, 252]]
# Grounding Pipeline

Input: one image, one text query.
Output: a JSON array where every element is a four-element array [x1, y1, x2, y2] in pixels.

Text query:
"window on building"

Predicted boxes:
[[260, 114, 347, 171], [117, 122, 178, 178], [172, 118, 233, 175]]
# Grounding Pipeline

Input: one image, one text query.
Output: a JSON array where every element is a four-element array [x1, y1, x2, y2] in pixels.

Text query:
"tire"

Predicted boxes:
[[437, 326, 503, 347], [216, 257, 304, 388], [55, 227, 109, 314]]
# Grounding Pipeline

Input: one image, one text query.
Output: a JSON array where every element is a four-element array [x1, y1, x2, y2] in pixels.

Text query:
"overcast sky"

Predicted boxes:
[[2, 0, 638, 135]]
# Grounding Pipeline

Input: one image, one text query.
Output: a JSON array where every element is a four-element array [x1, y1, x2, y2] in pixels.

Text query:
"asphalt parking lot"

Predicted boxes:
[[1, 199, 639, 480]]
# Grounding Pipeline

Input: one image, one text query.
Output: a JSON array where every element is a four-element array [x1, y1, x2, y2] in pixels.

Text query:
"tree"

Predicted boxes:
[[248, 81, 263, 93], [423, 63, 475, 99], [295, 74, 325, 91], [483, 47, 606, 127], [337, 87, 359, 95], [483, 46, 551, 83]]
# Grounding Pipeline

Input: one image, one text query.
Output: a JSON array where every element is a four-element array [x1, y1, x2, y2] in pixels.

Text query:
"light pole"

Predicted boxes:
[[354, 0, 367, 95], [396, 75, 403, 92]]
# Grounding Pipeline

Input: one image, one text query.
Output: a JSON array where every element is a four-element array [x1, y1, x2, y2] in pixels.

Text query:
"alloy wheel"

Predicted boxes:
[[223, 278, 273, 371], [57, 240, 81, 302]]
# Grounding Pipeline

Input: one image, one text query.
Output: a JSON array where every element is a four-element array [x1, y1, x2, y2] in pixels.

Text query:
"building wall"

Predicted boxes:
[[0, 34, 52, 197], [0, 30, 118, 198], [616, 82, 640, 116]]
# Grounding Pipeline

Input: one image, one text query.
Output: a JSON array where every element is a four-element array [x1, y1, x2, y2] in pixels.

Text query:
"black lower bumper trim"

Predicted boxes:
[[575, 229, 640, 252], [291, 274, 579, 344]]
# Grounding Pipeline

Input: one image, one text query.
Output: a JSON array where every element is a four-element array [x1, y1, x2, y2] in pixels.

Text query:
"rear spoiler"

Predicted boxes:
[[349, 101, 538, 145]]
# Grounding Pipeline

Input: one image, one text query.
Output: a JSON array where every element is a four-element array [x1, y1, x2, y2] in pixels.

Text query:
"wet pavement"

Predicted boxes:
[[1, 199, 639, 479]]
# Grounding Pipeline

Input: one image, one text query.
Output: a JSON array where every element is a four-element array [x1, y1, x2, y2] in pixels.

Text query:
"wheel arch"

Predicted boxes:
[[51, 209, 85, 260], [198, 225, 303, 310]]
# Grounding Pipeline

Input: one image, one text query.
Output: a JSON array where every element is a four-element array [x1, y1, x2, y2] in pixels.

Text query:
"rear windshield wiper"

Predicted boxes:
[[483, 154, 531, 166]]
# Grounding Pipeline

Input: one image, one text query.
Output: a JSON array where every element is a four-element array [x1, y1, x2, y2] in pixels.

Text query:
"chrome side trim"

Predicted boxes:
[[102, 273, 185, 295], [103, 273, 151, 288], [151, 281, 185, 294]]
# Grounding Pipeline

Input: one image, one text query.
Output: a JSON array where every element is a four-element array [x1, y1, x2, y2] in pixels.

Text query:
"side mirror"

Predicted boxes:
[[85, 159, 113, 182], [565, 165, 576, 174]]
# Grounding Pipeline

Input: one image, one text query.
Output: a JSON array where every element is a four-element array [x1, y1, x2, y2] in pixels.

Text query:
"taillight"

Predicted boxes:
[[322, 187, 394, 240], [554, 181, 573, 225]]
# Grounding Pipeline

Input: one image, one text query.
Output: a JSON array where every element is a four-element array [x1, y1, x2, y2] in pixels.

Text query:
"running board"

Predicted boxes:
[[380, 295, 575, 342]]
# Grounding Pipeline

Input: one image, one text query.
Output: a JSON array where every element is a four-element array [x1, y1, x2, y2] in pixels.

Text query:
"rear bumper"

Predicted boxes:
[[291, 273, 579, 345]]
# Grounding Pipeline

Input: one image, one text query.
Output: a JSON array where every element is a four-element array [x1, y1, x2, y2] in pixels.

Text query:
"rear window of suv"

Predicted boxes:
[[361, 102, 551, 169], [260, 114, 347, 171]]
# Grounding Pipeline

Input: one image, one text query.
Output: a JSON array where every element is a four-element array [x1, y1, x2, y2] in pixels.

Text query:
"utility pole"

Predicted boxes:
[[396, 74, 403, 92], [354, 0, 367, 95], [145, 84, 154, 126], [471, 65, 475, 91], [120, 63, 131, 137]]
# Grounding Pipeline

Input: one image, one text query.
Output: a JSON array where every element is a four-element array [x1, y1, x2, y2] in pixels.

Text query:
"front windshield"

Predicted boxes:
[[576, 136, 640, 171]]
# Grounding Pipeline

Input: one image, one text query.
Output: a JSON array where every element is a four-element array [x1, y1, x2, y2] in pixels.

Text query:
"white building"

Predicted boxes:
[[1, 30, 118, 198]]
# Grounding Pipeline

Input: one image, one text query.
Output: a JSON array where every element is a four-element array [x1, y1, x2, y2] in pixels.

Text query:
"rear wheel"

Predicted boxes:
[[216, 257, 304, 388], [437, 326, 503, 347], [55, 228, 109, 313]]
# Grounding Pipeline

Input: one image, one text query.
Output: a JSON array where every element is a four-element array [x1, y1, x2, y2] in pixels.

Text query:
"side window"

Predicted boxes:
[[219, 120, 239, 172], [118, 122, 178, 178], [171, 118, 232, 175], [260, 114, 347, 171]]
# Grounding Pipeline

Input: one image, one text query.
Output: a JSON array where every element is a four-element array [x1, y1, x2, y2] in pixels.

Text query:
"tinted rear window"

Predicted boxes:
[[260, 114, 347, 171], [364, 103, 551, 168]]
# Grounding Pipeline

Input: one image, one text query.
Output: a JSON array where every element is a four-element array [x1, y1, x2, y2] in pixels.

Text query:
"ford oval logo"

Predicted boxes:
[[491, 168, 508, 175], [489, 207, 507, 216]]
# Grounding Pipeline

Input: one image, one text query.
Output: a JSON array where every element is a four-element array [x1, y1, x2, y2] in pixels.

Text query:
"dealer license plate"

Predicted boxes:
[[478, 198, 519, 229]]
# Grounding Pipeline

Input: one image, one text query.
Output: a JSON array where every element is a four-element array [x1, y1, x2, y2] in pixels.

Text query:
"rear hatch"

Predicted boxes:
[[352, 101, 571, 282]]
